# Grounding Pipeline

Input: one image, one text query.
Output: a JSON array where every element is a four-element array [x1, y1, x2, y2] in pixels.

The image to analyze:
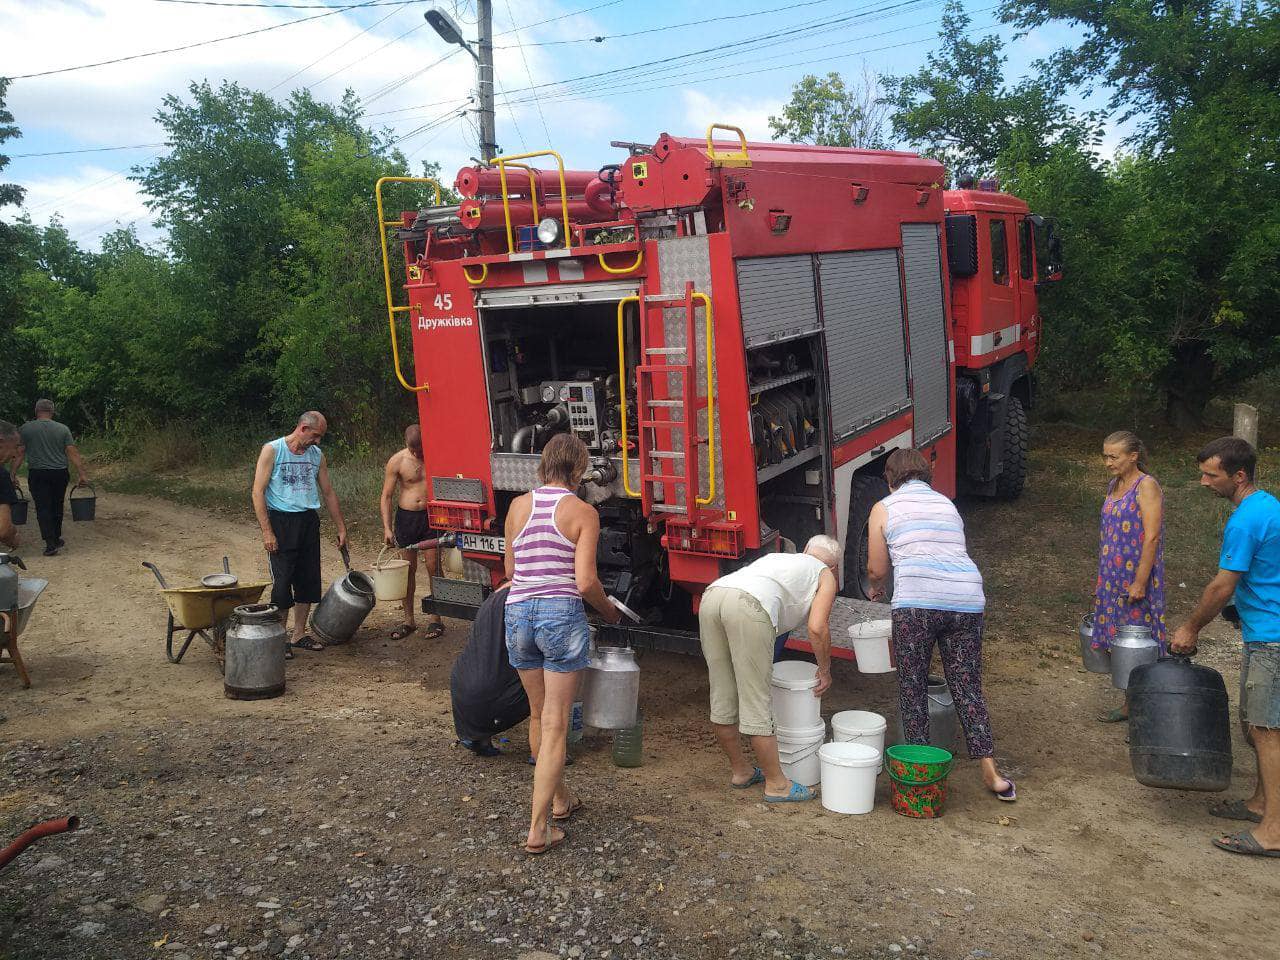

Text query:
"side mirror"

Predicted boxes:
[[1033, 216, 1063, 285]]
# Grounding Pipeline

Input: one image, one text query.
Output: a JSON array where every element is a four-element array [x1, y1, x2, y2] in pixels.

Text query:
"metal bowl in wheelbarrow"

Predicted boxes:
[[160, 583, 271, 631]]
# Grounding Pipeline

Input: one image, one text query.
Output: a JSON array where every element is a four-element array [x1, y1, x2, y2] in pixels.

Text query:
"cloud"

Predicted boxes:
[[680, 89, 786, 142], [15, 164, 157, 246]]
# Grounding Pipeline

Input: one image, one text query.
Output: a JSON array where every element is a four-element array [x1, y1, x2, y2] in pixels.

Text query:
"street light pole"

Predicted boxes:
[[424, 4, 497, 163], [475, 0, 497, 163]]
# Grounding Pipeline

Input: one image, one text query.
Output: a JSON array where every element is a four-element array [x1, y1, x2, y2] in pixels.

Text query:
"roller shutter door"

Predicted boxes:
[[901, 223, 951, 444], [735, 255, 821, 348], [817, 249, 910, 441]]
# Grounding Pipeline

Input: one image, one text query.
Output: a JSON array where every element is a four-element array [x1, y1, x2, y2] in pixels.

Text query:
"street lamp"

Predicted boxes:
[[423, 6, 496, 162], [424, 8, 475, 59]]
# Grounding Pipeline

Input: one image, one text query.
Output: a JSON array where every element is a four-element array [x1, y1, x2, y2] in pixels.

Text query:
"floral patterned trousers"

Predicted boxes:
[[891, 607, 995, 758]]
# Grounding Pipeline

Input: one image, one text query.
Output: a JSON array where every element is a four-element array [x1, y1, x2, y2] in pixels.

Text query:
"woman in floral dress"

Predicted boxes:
[[1092, 430, 1166, 722]]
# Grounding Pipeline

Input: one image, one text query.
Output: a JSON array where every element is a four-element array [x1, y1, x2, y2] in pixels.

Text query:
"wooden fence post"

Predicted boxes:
[[1234, 403, 1259, 448]]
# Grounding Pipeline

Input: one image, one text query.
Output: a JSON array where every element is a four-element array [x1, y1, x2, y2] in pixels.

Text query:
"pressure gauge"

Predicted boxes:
[[541, 385, 556, 402], [559, 385, 572, 402]]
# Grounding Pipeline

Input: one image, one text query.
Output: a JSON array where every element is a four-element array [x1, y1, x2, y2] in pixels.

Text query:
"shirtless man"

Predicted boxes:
[[380, 424, 444, 640]]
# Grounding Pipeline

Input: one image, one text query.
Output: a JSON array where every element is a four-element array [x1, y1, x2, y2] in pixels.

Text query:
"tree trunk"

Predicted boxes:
[[1162, 341, 1215, 429]]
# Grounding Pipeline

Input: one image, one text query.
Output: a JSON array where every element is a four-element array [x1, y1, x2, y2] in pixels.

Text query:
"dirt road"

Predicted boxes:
[[3, 493, 1279, 960]]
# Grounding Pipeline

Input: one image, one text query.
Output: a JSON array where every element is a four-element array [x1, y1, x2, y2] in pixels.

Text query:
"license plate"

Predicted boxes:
[[460, 533, 506, 554]]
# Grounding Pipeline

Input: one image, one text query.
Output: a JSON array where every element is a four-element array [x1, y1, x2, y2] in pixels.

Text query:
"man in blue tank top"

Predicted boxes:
[[1172, 437, 1280, 857], [252, 412, 348, 654]]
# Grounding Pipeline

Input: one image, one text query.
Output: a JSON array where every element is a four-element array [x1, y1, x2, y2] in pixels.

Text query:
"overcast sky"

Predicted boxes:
[[2, 0, 1088, 248]]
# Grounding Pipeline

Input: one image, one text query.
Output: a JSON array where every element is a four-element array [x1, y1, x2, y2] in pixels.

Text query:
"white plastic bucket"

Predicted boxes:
[[831, 710, 888, 774], [371, 545, 410, 602], [848, 619, 894, 673], [819, 741, 880, 814], [776, 720, 826, 787], [771, 660, 822, 729]]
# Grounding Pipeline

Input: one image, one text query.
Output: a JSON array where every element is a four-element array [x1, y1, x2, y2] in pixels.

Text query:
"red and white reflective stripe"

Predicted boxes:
[[970, 323, 1021, 356]]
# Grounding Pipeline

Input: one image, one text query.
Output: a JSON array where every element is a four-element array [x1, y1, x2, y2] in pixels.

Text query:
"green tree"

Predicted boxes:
[[0, 77, 37, 417], [1004, 0, 1280, 423], [883, 1, 1087, 178], [769, 68, 889, 148]]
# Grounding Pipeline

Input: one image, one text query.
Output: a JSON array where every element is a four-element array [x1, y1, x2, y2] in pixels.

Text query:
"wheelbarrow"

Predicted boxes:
[[143, 558, 270, 664]]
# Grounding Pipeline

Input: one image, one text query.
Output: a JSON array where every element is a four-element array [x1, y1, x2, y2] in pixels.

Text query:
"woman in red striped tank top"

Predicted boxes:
[[504, 434, 621, 854]]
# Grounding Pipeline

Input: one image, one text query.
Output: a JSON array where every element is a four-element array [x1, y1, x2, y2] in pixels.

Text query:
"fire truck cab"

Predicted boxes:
[[376, 129, 1058, 651]]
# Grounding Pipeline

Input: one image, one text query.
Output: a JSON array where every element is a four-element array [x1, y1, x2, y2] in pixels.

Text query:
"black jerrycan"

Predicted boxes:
[[1128, 654, 1233, 792]]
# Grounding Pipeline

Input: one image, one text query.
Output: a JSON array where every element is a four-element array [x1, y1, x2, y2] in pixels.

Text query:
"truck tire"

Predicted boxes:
[[842, 474, 892, 601], [996, 395, 1028, 499]]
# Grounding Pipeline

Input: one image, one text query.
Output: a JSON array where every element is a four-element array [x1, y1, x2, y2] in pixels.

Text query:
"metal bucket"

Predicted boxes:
[[1111, 624, 1159, 690], [310, 571, 376, 645], [1080, 613, 1111, 673]]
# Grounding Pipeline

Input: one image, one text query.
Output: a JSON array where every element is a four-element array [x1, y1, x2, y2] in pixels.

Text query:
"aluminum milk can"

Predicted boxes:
[[1110, 624, 1159, 690], [581, 644, 640, 730], [224, 604, 286, 700], [894, 675, 958, 749], [1079, 612, 1112, 673], [310, 571, 376, 645]]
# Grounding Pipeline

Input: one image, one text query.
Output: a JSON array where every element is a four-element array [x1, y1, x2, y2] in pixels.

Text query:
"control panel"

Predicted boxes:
[[541, 380, 603, 449]]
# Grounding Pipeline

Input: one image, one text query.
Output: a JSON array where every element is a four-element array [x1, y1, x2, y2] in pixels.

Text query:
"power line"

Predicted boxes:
[[267, 3, 408, 93], [149, 1, 411, 7], [6, 0, 414, 80], [10, 143, 167, 158], [304, 20, 428, 89], [501, 0, 552, 145], [492, 0, 846, 48]]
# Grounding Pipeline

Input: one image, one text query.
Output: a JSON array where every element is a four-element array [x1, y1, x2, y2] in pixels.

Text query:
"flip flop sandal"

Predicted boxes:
[[1212, 830, 1280, 857], [422, 622, 445, 640], [731, 767, 765, 789], [389, 623, 417, 641], [552, 797, 583, 822], [283, 642, 294, 661], [524, 825, 567, 855], [291, 635, 326, 652], [994, 778, 1017, 802], [1210, 799, 1263, 824], [764, 781, 817, 804], [1096, 708, 1129, 723]]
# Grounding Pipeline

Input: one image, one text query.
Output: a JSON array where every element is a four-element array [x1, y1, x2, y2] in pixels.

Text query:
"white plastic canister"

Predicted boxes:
[[818, 741, 880, 814], [776, 720, 826, 787], [847, 619, 894, 673], [770, 660, 822, 729], [831, 709, 888, 773]]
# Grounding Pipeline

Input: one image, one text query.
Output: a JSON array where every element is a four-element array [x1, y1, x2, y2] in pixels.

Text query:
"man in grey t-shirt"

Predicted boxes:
[[13, 399, 88, 556]]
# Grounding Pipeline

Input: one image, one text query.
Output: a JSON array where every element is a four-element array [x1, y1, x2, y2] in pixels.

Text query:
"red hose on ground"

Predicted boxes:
[[0, 816, 80, 871]]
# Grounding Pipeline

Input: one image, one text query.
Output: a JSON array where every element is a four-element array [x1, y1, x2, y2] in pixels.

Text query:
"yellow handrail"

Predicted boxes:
[[705, 123, 751, 168], [375, 175, 442, 393], [461, 262, 488, 285], [494, 149, 571, 254], [616, 295, 641, 498], [692, 291, 717, 505], [598, 248, 644, 275], [503, 161, 540, 223]]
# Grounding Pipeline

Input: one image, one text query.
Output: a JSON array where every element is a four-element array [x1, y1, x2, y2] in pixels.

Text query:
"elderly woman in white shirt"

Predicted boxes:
[[697, 535, 840, 803]]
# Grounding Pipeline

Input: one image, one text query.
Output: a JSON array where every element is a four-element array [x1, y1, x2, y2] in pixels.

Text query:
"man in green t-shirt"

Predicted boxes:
[[13, 399, 88, 556]]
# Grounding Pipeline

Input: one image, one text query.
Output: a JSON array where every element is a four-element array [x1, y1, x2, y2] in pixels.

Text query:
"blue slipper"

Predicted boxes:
[[764, 781, 816, 803], [731, 767, 765, 789]]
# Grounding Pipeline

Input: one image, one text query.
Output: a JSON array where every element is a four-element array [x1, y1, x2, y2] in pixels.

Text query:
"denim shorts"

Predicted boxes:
[[1240, 643, 1280, 729], [504, 597, 591, 673]]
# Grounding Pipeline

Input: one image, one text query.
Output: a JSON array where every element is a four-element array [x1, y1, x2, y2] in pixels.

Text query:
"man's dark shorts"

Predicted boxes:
[[394, 507, 433, 549], [268, 508, 322, 610], [0, 467, 15, 506]]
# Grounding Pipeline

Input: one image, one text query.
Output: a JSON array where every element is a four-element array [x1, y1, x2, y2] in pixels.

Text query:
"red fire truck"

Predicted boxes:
[[375, 128, 1061, 649]]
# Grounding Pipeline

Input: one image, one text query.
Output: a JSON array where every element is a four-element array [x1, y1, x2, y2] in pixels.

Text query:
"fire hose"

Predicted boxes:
[[0, 815, 79, 871]]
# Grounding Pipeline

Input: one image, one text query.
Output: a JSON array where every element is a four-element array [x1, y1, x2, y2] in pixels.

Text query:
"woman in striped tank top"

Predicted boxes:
[[504, 434, 622, 854], [866, 448, 1016, 802]]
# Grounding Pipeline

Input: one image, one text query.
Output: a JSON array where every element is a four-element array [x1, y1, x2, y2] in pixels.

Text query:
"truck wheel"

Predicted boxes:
[[842, 474, 892, 601], [996, 395, 1028, 499]]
